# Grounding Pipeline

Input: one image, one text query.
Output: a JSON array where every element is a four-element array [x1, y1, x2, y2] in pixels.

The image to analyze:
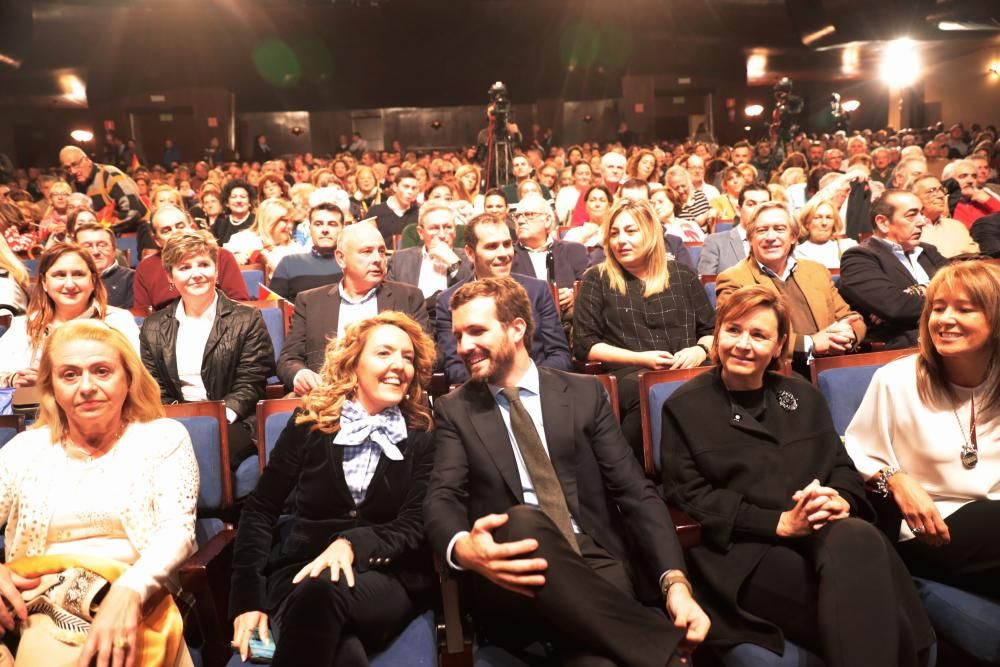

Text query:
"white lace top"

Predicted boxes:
[[0, 419, 199, 603]]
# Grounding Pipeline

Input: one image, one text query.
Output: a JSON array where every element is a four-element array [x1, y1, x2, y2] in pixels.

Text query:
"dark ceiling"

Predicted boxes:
[[1, 0, 998, 110]]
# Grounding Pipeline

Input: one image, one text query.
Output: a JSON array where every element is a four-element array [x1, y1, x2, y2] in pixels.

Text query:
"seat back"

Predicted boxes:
[[685, 242, 703, 270], [241, 268, 265, 298], [164, 401, 232, 514], [117, 234, 139, 268], [0, 414, 25, 448], [258, 306, 285, 362], [811, 348, 916, 435], [639, 366, 714, 477], [256, 397, 303, 469]]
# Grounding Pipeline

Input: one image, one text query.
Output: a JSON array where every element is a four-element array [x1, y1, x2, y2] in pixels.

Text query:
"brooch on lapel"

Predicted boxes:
[[777, 390, 798, 411]]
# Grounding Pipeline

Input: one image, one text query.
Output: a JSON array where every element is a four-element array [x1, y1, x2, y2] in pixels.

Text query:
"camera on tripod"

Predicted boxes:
[[488, 81, 511, 133]]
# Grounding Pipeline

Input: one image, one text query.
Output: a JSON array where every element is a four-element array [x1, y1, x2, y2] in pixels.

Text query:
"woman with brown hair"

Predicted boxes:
[[230, 312, 437, 666], [663, 285, 934, 667], [846, 260, 1000, 598], [626, 149, 659, 183], [0, 243, 139, 388]]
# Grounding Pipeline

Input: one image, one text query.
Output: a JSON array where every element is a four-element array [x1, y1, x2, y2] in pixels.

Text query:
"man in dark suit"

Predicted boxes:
[[277, 223, 427, 394], [424, 277, 709, 666], [510, 193, 592, 315], [697, 183, 770, 276], [972, 211, 1000, 257], [839, 189, 949, 349], [436, 213, 571, 384], [386, 201, 473, 296]]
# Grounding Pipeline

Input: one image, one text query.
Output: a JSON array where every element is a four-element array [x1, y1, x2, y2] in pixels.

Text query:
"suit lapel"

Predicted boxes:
[[866, 239, 917, 286], [538, 370, 581, 519], [728, 229, 745, 264], [324, 439, 360, 507], [466, 383, 525, 502], [160, 305, 182, 393]]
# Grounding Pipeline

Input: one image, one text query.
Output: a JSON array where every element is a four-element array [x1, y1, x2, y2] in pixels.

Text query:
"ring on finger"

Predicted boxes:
[[113, 637, 130, 651], [911, 525, 923, 534]]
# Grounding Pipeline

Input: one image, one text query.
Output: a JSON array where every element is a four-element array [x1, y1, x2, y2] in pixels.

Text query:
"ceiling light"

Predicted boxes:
[[879, 38, 921, 87]]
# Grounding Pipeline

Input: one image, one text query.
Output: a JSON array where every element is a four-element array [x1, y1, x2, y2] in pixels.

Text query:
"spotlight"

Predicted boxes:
[[744, 104, 764, 118], [842, 99, 861, 112], [989, 63, 1000, 78], [70, 129, 94, 143], [879, 38, 921, 87], [746, 53, 767, 80]]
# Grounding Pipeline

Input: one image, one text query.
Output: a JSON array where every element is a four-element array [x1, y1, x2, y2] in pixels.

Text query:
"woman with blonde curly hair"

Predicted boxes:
[[230, 311, 437, 666], [224, 197, 303, 276]]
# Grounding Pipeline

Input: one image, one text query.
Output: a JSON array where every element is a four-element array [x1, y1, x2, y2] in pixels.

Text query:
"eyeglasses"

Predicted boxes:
[[62, 157, 86, 171], [920, 186, 947, 195], [513, 212, 549, 223]]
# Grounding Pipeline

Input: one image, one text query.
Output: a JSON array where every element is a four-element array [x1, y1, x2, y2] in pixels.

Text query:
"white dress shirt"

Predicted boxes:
[[337, 282, 379, 339]]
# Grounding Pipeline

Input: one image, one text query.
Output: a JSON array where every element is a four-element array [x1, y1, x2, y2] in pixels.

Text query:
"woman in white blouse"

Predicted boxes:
[[845, 261, 1000, 598], [793, 198, 857, 270], [224, 197, 303, 278], [0, 243, 140, 388], [0, 319, 198, 666]]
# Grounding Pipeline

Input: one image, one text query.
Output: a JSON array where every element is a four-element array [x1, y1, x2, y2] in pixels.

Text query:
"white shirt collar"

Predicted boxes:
[[175, 292, 219, 324]]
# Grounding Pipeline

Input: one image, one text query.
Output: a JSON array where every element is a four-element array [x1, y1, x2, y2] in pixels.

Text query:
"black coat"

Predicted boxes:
[[229, 415, 436, 617], [139, 292, 275, 420], [838, 238, 948, 349], [511, 239, 592, 289], [971, 212, 1000, 258], [661, 370, 874, 650]]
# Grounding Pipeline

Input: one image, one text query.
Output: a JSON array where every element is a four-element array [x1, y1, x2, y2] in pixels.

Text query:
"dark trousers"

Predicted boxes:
[[896, 499, 1000, 598], [228, 420, 256, 471], [271, 570, 418, 667], [474, 505, 686, 667], [738, 518, 933, 667], [611, 366, 645, 462]]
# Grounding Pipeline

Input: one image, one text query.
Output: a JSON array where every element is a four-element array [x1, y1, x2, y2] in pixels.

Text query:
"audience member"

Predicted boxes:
[[948, 158, 1000, 229], [971, 211, 1000, 257], [662, 286, 934, 666], [277, 223, 427, 395], [387, 201, 473, 299], [225, 197, 302, 277], [554, 161, 593, 225], [600, 151, 628, 197], [573, 199, 714, 453], [140, 230, 274, 472], [212, 179, 256, 245], [435, 213, 571, 384], [511, 193, 591, 315], [231, 312, 437, 665], [73, 221, 135, 308], [793, 197, 858, 269], [134, 205, 249, 311], [716, 201, 864, 376], [269, 202, 345, 301], [618, 180, 695, 270], [698, 182, 770, 275], [0, 243, 140, 388], [424, 276, 710, 666], [0, 319, 197, 666], [58, 145, 148, 234], [910, 174, 979, 257], [846, 261, 1000, 601], [0, 232, 29, 316], [839, 190, 949, 348], [367, 169, 420, 246]]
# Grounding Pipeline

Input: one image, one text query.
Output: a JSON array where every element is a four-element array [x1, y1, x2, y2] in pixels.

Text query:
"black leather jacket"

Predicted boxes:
[[140, 291, 275, 420]]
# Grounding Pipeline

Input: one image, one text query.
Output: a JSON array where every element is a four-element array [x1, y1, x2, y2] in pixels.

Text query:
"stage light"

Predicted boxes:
[[842, 99, 861, 112], [70, 129, 94, 143], [989, 63, 1000, 78], [744, 104, 764, 118], [746, 53, 767, 80], [880, 38, 921, 87]]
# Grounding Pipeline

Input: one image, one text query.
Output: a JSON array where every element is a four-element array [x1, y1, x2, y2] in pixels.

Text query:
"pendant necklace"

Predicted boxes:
[[954, 391, 978, 469]]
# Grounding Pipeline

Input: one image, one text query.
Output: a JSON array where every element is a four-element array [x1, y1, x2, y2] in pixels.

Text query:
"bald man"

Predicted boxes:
[[59, 145, 147, 233], [276, 222, 428, 394]]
